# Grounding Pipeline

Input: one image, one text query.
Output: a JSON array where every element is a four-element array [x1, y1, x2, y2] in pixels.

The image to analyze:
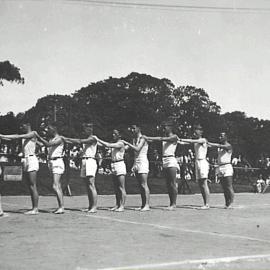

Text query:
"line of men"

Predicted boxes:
[[0, 120, 234, 216]]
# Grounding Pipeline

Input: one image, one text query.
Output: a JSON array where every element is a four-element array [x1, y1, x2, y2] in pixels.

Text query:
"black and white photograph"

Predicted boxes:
[[1, 0, 270, 269]]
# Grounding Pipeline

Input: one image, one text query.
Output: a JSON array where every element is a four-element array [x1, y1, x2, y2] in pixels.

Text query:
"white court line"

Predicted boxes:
[[94, 253, 270, 270], [84, 214, 270, 244]]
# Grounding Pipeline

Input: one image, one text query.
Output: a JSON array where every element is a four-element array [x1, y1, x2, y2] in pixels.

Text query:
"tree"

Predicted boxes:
[[24, 94, 82, 137], [220, 112, 270, 163], [171, 86, 221, 139], [72, 72, 176, 138], [0, 61, 24, 86]]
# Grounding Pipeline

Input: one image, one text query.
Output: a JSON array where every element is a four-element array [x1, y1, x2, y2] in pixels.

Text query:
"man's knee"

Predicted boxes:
[[53, 183, 59, 191], [198, 178, 207, 186], [119, 186, 126, 194], [170, 181, 177, 189]]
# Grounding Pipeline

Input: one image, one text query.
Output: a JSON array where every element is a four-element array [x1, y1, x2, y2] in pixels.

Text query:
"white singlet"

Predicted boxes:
[[132, 136, 149, 174], [194, 139, 208, 160], [22, 137, 39, 172], [48, 136, 64, 158], [218, 147, 232, 164], [82, 141, 97, 158], [111, 145, 125, 162], [111, 142, 126, 176], [48, 136, 65, 175], [194, 138, 209, 179], [22, 138, 36, 157], [217, 146, 233, 177], [80, 140, 98, 178]]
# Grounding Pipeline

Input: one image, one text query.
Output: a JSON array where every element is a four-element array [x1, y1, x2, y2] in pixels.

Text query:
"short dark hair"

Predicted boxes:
[[194, 123, 203, 131], [83, 123, 94, 128], [161, 119, 174, 127], [220, 131, 228, 138], [21, 122, 31, 127], [113, 129, 121, 138], [48, 122, 58, 132], [130, 124, 141, 130]]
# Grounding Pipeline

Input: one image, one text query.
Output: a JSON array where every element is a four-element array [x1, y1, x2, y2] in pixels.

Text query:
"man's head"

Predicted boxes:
[[20, 122, 31, 133], [194, 124, 203, 138], [129, 124, 141, 136], [161, 120, 173, 134], [112, 129, 121, 141], [47, 123, 58, 137], [219, 132, 228, 143], [83, 123, 94, 135]]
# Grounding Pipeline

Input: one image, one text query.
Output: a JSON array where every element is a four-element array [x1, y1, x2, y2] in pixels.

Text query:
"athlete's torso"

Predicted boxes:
[[22, 137, 36, 156], [162, 141, 177, 157], [194, 138, 208, 160], [111, 142, 125, 162], [48, 136, 64, 158], [82, 139, 97, 158], [133, 136, 148, 160], [218, 146, 232, 164]]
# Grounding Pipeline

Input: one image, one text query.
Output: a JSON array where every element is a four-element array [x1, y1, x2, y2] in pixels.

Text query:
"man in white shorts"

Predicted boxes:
[[208, 132, 234, 208], [62, 123, 98, 213], [0, 122, 40, 214], [180, 124, 210, 209], [96, 130, 126, 212], [145, 121, 179, 210], [123, 124, 150, 211], [36, 123, 65, 214]]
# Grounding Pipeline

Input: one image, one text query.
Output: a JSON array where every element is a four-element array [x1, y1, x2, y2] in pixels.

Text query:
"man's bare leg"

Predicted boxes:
[[136, 173, 150, 211], [85, 176, 97, 213], [165, 167, 178, 210], [25, 171, 39, 215], [115, 175, 126, 212], [111, 176, 120, 210], [221, 176, 234, 208], [52, 173, 64, 214], [198, 178, 210, 209]]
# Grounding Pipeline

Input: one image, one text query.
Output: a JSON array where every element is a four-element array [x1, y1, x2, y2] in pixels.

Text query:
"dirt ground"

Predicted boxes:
[[1, 193, 270, 270]]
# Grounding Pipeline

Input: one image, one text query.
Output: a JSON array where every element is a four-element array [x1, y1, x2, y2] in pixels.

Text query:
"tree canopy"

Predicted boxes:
[[0, 71, 269, 163], [0, 61, 24, 86]]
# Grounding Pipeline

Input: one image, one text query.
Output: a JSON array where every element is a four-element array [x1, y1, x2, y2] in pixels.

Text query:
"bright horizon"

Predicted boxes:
[[1, 0, 270, 119]]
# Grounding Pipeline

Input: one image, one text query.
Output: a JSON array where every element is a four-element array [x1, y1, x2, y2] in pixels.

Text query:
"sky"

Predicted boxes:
[[1, 0, 270, 119]]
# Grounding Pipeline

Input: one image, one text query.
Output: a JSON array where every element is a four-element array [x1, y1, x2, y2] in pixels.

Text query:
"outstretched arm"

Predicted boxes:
[[36, 134, 63, 147], [95, 137, 123, 149], [62, 136, 96, 145], [0, 136, 12, 141], [144, 134, 178, 143], [208, 142, 232, 151], [180, 138, 206, 144], [122, 137, 146, 152], [0, 131, 37, 140], [177, 140, 190, 145]]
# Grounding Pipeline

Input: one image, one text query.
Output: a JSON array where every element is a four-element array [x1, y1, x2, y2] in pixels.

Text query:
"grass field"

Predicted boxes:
[[1, 193, 270, 270]]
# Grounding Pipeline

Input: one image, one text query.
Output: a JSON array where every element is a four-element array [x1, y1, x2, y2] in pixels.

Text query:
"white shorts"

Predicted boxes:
[[111, 161, 126, 176], [132, 158, 149, 174], [162, 156, 180, 170], [22, 156, 39, 172], [217, 164, 233, 178], [195, 159, 209, 180], [80, 158, 97, 178], [48, 158, 65, 175]]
